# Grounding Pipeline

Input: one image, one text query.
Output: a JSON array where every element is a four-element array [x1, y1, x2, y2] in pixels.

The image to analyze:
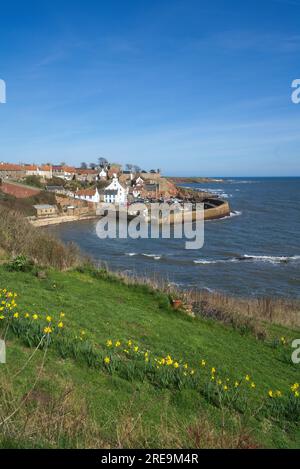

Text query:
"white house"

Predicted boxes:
[[104, 174, 128, 205], [132, 188, 141, 198], [74, 187, 100, 203], [98, 168, 107, 180], [25, 164, 53, 179], [135, 176, 144, 185]]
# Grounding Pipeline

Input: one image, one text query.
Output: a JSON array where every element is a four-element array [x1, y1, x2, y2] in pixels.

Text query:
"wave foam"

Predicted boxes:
[[142, 253, 161, 260], [242, 254, 300, 264], [194, 254, 300, 265]]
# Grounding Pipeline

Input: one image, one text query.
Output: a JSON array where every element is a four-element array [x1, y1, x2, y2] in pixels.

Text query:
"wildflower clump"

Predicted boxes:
[[0, 288, 67, 348]]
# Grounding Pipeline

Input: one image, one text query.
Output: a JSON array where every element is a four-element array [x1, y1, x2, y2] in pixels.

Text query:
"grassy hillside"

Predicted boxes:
[[0, 265, 299, 449], [0, 187, 56, 216]]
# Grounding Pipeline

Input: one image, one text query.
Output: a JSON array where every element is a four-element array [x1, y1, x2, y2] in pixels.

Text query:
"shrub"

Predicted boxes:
[[6, 255, 34, 272], [0, 206, 81, 270]]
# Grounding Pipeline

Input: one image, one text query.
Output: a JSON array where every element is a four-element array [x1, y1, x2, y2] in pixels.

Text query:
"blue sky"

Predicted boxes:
[[0, 0, 300, 176]]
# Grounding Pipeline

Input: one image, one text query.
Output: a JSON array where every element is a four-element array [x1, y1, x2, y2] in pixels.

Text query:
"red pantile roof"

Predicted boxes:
[[0, 163, 23, 171]]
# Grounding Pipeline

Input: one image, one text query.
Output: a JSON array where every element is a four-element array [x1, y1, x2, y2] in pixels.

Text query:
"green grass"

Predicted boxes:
[[0, 265, 299, 448]]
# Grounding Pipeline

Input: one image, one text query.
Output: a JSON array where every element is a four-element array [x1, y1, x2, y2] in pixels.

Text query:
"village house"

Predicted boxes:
[[74, 187, 100, 203], [103, 174, 128, 205], [0, 163, 25, 180], [33, 204, 57, 218], [130, 176, 145, 199], [75, 168, 98, 183], [98, 168, 108, 180], [52, 165, 76, 180], [142, 183, 159, 198], [24, 164, 53, 179]]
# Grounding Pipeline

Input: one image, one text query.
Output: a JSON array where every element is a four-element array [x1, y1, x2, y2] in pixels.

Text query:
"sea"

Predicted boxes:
[[47, 177, 300, 299]]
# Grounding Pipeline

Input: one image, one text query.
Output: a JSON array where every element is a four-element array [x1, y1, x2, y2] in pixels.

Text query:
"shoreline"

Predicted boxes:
[[29, 199, 230, 227], [29, 213, 99, 227], [167, 176, 225, 184]]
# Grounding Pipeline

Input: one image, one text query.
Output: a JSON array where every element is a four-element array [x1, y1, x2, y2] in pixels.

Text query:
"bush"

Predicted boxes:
[[0, 206, 81, 270], [24, 175, 43, 188], [7, 255, 34, 272]]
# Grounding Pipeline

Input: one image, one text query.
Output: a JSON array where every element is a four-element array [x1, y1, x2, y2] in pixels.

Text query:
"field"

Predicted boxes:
[[0, 264, 299, 449]]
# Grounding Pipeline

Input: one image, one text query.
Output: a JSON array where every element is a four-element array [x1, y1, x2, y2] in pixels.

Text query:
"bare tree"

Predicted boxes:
[[80, 162, 88, 169], [89, 163, 96, 169], [98, 157, 108, 167], [133, 165, 141, 173]]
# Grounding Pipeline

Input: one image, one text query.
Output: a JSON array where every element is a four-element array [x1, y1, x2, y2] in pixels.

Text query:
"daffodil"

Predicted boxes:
[[43, 326, 52, 334], [245, 374, 250, 382], [201, 359, 206, 367], [13, 312, 19, 318], [166, 355, 173, 366], [291, 383, 299, 392], [174, 361, 179, 368], [211, 367, 216, 374], [46, 315, 52, 322], [115, 340, 121, 347], [104, 356, 110, 364], [251, 382, 256, 389], [32, 314, 38, 320], [106, 339, 113, 347], [57, 321, 64, 328]]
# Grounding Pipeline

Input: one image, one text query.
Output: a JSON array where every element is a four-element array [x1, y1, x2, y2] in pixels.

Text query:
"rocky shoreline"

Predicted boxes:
[[167, 176, 224, 184]]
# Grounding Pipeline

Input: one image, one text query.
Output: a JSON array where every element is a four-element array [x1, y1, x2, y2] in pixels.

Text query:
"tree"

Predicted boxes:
[[89, 163, 96, 170], [133, 165, 141, 173], [80, 162, 88, 169], [60, 162, 66, 167], [98, 157, 108, 167], [24, 175, 43, 188], [125, 163, 133, 172]]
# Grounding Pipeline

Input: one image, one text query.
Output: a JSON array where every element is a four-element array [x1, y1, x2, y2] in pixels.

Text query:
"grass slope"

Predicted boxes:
[[0, 266, 299, 448]]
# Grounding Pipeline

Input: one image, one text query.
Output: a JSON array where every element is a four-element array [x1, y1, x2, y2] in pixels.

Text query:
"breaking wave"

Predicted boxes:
[[194, 255, 300, 265], [125, 252, 161, 260]]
